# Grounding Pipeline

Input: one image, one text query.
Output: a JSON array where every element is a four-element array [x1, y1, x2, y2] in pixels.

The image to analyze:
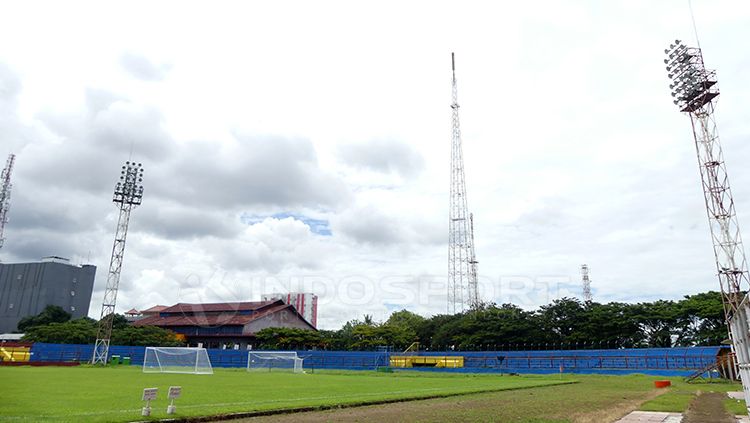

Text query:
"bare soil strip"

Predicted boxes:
[[230, 382, 662, 423], [569, 388, 666, 423], [681, 392, 735, 423]]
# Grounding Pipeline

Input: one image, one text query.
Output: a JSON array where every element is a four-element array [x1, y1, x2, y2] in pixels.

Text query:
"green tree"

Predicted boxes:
[[633, 300, 680, 347], [111, 325, 183, 347], [21, 314, 184, 347], [22, 318, 97, 344], [385, 310, 425, 329], [536, 298, 588, 345], [17, 305, 71, 332], [255, 327, 324, 350], [675, 291, 726, 346], [578, 302, 643, 348]]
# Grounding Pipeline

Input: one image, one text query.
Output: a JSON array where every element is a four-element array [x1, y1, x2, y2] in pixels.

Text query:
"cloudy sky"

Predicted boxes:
[[1, 1, 749, 329]]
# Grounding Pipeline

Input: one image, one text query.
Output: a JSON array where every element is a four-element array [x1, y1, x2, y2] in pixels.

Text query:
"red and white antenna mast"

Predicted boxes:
[[665, 39, 750, 413], [581, 264, 592, 302]]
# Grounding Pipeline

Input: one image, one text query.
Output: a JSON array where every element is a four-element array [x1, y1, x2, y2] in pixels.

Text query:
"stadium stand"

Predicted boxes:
[[23, 343, 725, 376]]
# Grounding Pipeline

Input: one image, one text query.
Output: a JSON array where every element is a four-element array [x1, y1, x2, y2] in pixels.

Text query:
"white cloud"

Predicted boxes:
[[0, 1, 749, 329]]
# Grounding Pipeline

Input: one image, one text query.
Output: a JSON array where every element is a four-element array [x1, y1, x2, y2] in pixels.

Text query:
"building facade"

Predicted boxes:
[[0, 257, 97, 333], [262, 292, 318, 328], [133, 300, 316, 349]]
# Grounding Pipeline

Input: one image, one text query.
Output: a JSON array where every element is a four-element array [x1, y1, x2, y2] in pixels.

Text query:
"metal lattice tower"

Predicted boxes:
[[0, 154, 15, 254], [448, 53, 479, 313], [665, 39, 750, 413], [92, 161, 144, 365], [581, 264, 592, 302]]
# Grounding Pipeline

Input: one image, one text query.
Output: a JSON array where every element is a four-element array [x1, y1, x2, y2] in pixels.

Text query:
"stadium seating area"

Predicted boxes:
[[0, 343, 30, 362], [24, 343, 724, 376]]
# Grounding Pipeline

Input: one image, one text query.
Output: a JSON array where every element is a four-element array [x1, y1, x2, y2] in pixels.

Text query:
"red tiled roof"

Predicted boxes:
[[132, 303, 316, 331], [159, 300, 280, 314], [141, 305, 169, 313], [124, 308, 140, 315]]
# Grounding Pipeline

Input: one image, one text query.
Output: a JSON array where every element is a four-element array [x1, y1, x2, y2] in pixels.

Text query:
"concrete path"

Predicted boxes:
[[728, 391, 745, 400], [614, 411, 682, 422], [615, 410, 750, 423]]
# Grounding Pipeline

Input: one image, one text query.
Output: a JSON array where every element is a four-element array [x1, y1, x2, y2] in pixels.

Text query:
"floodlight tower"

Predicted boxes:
[[581, 264, 592, 302], [448, 52, 479, 313], [665, 40, 750, 411], [92, 161, 144, 365], [0, 154, 16, 254]]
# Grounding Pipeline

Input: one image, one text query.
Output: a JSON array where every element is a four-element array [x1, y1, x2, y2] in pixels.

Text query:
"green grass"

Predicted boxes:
[[0, 366, 570, 422], [640, 378, 742, 413], [233, 374, 741, 423], [725, 397, 748, 416]]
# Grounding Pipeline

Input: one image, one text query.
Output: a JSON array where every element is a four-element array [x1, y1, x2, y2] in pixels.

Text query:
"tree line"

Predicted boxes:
[[18, 305, 182, 347], [17, 291, 726, 351], [256, 291, 727, 351]]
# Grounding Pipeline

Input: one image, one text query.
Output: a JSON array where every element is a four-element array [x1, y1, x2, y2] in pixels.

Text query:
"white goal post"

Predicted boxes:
[[143, 347, 213, 374], [247, 351, 303, 373]]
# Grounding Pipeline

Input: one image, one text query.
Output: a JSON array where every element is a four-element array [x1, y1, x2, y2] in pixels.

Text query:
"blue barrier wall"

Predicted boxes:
[[28, 343, 723, 377]]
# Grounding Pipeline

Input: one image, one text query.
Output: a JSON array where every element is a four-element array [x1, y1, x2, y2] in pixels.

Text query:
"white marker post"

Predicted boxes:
[[142, 388, 158, 416], [167, 386, 181, 414]]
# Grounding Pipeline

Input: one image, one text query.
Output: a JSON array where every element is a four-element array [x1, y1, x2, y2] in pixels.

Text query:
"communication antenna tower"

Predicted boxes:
[[0, 154, 15, 254], [92, 161, 144, 365], [448, 53, 479, 313], [581, 264, 592, 302], [664, 39, 750, 412]]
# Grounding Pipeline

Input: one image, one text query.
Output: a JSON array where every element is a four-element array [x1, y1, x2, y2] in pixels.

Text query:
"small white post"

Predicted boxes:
[[142, 388, 158, 417], [167, 386, 181, 415]]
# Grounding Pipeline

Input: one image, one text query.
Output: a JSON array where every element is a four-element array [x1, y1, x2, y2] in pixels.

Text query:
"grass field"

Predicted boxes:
[[0, 366, 571, 422], [2, 366, 745, 422], [235, 374, 745, 423]]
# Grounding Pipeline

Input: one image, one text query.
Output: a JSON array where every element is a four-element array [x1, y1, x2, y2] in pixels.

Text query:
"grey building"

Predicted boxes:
[[0, 257, 96, 333]]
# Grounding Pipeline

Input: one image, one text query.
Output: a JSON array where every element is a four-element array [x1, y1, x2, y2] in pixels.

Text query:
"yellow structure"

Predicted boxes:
[[0, 346, 31, 362], [389, 355, 464, 368]]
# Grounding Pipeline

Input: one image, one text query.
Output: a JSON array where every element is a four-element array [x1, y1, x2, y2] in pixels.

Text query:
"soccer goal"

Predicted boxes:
[[247, 351, 304, 373], [143, 347, 213, 374]]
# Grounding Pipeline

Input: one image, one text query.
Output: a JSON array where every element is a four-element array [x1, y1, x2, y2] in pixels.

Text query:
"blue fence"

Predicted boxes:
[[28, 343, 723, 377]]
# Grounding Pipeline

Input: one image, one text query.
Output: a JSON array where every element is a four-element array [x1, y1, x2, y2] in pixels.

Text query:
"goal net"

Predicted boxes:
[[247, 351, 303, 373], [143, 347, 213, 374]]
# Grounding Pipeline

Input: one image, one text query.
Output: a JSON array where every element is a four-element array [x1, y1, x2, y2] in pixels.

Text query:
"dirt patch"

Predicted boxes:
[[569, 388, 667, 423], [681, 392, 735, 423], [230, 380, 662, 423]]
